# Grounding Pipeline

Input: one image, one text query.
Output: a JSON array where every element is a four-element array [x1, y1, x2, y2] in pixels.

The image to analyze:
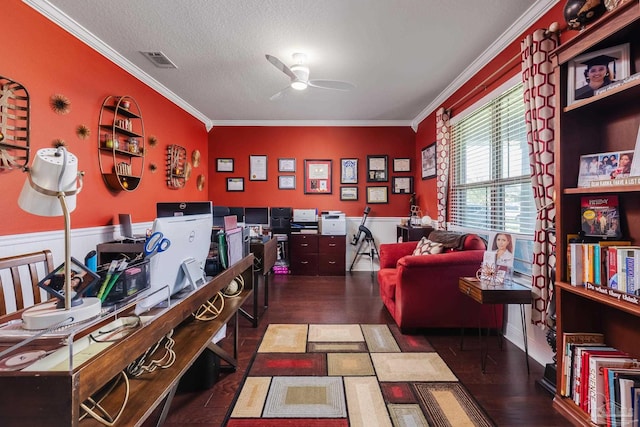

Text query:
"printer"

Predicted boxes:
[[320, 211, 346, 235]]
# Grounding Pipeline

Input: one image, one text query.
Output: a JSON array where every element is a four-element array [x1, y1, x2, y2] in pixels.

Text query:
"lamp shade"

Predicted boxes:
[[18, 147, 78, 216]]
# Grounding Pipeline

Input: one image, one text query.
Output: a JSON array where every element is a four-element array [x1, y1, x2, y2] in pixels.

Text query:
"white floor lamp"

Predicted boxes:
[[18, 147, 101, 330]]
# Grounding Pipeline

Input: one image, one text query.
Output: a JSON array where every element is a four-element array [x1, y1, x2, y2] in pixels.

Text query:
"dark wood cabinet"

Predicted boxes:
[[551, 2, 640, 424], [396, 225, 433, 242], [290, 234, 346, 275]]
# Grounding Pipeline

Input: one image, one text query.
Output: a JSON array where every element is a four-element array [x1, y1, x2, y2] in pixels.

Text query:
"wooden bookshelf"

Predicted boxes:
[[552, 1, 640, 425]]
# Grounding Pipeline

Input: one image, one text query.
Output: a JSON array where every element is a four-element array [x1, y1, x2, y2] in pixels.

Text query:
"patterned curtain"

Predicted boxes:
[[521, 29, 559, 327], [435, 107, 450, 230]]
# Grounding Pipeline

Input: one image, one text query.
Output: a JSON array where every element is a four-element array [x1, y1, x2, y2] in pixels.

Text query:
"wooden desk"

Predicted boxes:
[[458, 276, 532, 373], [0, 255, 254, 427], [245, 238, 277, 326]]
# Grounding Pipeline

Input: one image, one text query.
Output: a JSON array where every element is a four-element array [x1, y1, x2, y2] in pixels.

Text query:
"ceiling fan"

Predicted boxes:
[[265, 53, 355, 100]]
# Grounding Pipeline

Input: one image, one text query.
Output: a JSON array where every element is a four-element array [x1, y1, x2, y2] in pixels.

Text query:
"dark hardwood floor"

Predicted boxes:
[[160, 272, 567, 426]]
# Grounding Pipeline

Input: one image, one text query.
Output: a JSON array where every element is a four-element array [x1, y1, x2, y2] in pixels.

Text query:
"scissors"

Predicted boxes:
[[144, 232, 171, 258]]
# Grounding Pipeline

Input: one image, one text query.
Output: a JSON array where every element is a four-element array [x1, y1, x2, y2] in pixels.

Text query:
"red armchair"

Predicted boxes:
[[377, 233, 503, 332]]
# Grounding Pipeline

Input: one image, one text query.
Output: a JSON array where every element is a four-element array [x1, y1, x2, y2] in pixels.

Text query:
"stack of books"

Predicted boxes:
[[561, 332, 640, 426]]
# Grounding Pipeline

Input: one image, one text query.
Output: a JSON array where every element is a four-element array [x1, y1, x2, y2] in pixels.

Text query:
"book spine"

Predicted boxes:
[[609, 247, 619, 289], [618, 249, 627, 293], [584, 244, 593, 286], [626, 252, 635, 296]]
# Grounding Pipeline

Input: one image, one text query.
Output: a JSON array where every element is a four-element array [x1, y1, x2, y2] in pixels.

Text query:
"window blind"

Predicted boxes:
[[449, 83, 535, 236]]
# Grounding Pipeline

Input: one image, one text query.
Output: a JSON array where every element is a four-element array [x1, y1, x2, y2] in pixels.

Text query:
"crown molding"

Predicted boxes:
[[24, 0, 213, 131], [410, 0, 560, 131], [209, 119, 412, 128]]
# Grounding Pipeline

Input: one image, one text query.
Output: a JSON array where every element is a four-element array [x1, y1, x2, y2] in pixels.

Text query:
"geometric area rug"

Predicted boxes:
[[225, 324, 496, 426]]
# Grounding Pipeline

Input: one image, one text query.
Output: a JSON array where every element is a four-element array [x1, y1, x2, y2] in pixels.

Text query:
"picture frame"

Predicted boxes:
[[567, 43, 631, 106], [340, 186, 358, 201], [393, 158, 411, 172], [421, 143, 436, 179], [367, 155, 388, 182], [304, 159, 332, 194], [249, 155, 267, 181], [216, 158, 234, 172], [278, 158, 296, 172], [340, 158, 358, 184], [278, 175, 296, 190], [366, 186, 388, 204], [392, 176, 414, 194], [226, 177, 244, 192]]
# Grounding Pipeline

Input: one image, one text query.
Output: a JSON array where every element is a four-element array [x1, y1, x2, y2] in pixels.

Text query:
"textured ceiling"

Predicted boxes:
[[32, 0, 555, 128]]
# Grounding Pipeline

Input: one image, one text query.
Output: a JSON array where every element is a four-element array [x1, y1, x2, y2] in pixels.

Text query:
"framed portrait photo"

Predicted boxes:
[[567, 43, 631, 106], [249, 155, 267, 181], [278, 175, 296, 190], [340, 158, 358, 184], [340, 186, 358, 201], [392, 176, 414, 194], [393, 158, 411, 172], [216, 158, 234, 172], [226, 177, 244, 192], [421, 143, 436, 180], [278, 158, 296, 172], [367, 155, 388, 182], [366, 186, 388, 204], [304, 159, 332, 194]]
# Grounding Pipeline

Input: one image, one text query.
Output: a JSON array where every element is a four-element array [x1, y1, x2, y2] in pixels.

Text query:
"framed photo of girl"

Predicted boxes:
[[567, 43, 630, 106]]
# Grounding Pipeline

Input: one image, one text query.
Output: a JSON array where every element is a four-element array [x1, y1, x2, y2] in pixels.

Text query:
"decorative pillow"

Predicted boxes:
[[412, 237, 444, 256]]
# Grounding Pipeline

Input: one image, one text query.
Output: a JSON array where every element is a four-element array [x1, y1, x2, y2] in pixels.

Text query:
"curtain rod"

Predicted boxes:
[[447, 51, 521, 113]]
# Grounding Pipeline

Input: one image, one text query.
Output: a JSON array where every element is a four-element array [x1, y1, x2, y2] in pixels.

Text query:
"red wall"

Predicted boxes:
[[414, 2, 571, 219], [208, 126, 416, 217], [2, 0, 209, 236]]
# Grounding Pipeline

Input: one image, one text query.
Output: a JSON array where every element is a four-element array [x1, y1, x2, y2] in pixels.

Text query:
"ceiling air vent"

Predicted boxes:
[[140, 51, 177, 69]]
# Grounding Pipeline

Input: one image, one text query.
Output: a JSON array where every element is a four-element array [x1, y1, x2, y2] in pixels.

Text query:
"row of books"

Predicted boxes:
[[568, 242, 640, 295], [561, 332, 640, 426]]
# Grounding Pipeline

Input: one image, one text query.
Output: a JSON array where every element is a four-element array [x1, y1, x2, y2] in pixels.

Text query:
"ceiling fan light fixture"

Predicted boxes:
[[291, 80, 308, 90]]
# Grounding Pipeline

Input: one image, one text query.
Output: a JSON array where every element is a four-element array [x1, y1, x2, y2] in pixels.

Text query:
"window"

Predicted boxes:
[[449, 78, 535, 277]]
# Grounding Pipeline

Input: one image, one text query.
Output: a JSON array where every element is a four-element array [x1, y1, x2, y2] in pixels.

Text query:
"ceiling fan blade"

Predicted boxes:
[[308, 79, 355, 91], [265, 54, 297, 80], [269, 86, 291, 101]]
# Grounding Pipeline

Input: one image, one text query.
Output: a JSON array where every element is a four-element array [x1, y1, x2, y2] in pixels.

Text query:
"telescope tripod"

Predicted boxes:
[[349, 206, 379, 275]]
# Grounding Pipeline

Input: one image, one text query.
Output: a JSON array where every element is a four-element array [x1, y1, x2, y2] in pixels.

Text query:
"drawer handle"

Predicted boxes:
[[328, 261, 336, 264], [329, 243, 336, 247], [466, 287, 471, 295], [300, 243, 308, 247], [301, 261, 309, 265]]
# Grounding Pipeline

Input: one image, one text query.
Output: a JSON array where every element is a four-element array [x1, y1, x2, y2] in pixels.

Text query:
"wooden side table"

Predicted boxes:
[[396, 225, 433, 242], [458, 276, 533, 374]]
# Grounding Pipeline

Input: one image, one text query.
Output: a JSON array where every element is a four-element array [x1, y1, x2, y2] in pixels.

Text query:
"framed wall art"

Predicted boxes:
[[367, 155, 388, 182], [392, 176, 414, 194], [366, 186, 388, 204], [393, 158, 411, 172], [567, 43, 630, 106], [278, 158, 296, 172], [304, 159, 332, 194], [340, 186, 358, 201], [278, 175, 296, 190], [421, 143, 436, 179], [340, 158, 358, 184], [226, 177, 244, 192], [249, 155, 267, 181], [216, 158, 234, 172]]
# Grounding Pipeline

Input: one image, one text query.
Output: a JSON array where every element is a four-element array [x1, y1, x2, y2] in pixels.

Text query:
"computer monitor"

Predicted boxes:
[[135, 212, 212, 313], [244, 207, 269, 226], [156, 201, 212, 217], [228, 207, 245, 223]]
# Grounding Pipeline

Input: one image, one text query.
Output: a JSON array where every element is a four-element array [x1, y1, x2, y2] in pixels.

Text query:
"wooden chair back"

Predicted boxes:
[[0, 250, 54, 316]]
